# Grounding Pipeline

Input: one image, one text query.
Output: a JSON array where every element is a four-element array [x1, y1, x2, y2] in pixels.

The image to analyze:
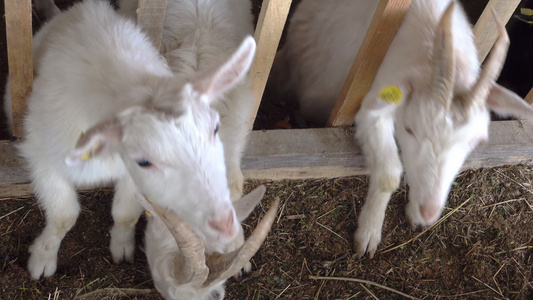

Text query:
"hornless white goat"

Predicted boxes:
[[119, 0, 256, 203], [12, 0, 265, 281], [274, 0, 533, 258]]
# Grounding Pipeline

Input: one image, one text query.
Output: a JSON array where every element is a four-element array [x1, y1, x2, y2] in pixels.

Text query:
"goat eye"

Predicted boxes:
[[214, 123, 219, 135], [136, 159, 152, 168], [405, 126, 414, 136]]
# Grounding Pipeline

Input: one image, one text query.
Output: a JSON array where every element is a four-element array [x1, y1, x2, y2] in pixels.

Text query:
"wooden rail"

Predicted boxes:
[[248, 0, 292, 129], [2, 120, 532, 196], [4, 0, 33, 138]]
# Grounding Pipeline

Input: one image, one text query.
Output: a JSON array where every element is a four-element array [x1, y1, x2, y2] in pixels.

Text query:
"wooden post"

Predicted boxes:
[[248, 0, 292, 129], [5, 0, 33, 138], [137, 0, 168, 50], [474, 0, 521, 62], [326, 0, 412, 127], [526, 87, 533, 105]]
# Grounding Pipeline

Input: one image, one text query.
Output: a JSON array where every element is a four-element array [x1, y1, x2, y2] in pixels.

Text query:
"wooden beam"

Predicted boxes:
[[243, 120, 533, 180], [327, 0, 412, 127], [137, 0, 168, 50], [2, 120, 532, 197], [248, 0, 292, 129], [526, 87, 533, 105], [474, 0, 521, 62], [5, 0, 33, 138]]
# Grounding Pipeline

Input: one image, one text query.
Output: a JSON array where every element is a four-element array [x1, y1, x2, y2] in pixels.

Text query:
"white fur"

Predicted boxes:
[[118, 0, 254, 203], [117, 1, 256, 298], [275, 0, 533, 257], [11, 0, 253, 281]]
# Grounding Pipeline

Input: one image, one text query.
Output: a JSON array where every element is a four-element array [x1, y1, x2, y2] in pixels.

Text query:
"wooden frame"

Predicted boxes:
[[4, 0, 32, 138], [2, 0, 532, 198]]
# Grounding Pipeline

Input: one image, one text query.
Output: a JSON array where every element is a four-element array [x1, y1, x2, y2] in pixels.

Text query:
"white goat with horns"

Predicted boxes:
[[8, 1, 276, 291], [138, 185, 279, 299], [119, 0, 256, 204], [273, 0, 533, 258]]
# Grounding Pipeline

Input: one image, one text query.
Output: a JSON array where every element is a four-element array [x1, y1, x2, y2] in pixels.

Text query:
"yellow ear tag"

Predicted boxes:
[[521, 8, 533, 16], [81, 152, 91, 160], [146, 197, 153, 203], [145, 210, 153, 217], [379, 85, 403, 105]]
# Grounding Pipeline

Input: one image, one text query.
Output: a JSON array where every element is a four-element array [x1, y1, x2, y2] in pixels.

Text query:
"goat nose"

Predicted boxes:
[[208, 211, 236, 238], [419, 201, 441, 223]]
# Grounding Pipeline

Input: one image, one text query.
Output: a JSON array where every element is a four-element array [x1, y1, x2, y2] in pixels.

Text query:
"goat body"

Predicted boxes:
[[275, 0, 533, 258], [15, 0, 255, 281]]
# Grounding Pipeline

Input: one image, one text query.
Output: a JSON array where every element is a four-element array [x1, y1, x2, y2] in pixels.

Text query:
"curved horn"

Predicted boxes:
[[137, 196, 209, 286], [465, 8, 510, 109], [203, 197, 280, 287], [431, 1, 456, 112]]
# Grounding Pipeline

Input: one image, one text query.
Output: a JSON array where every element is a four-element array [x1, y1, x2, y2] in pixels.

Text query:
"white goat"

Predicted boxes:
[[118, 0, 256, 203], [138, 185, 279, 300], [13, 0, 261, 280], [274, 0, 533, 258]]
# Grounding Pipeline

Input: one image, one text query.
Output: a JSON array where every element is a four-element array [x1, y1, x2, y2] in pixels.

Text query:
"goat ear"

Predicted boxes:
[[233, 185, 266, 223], [192, 36, 256, 100], [486, 83, 533, 120], [65, 120, 123, 166]]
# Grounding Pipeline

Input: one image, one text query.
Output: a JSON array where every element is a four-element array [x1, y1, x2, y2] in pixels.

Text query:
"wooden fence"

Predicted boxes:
[[2, 0, 532, 197]]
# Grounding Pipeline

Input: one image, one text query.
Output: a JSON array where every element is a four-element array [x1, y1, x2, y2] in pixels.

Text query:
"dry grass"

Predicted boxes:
[[1, 166, 532, 299]]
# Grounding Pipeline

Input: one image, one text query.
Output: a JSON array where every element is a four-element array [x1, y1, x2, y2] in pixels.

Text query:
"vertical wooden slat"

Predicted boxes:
[[327, 0, 412, 127], [474, 0, 521, 63], [137, 0, 168, 50], [248, 0, 292, 129], [5, 0, 33, 138], [526, 87, 533, 105]]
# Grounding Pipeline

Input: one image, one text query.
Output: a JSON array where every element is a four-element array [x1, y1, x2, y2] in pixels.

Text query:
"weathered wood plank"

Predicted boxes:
[[248, 0, 292, 129], [2, 121, 532, 197], [473, 0, 521, 63], [526, 87, 533, 105], [137, 0, 168, 50], [327, 0, 412, 127], [5, 0, 33, 138], [243, 120, 533, 180]]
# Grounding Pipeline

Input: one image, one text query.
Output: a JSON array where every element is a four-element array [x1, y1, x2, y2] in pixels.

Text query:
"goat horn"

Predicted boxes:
[[465, 8, 510, 109], [202, 197, 280, 287], [431, 1, 456, 112], [136, 195, 209, 287]]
